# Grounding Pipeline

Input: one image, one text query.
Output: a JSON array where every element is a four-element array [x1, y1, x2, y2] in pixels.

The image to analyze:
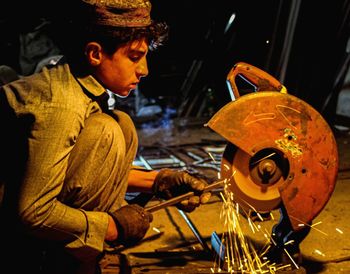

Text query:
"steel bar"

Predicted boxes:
[[178, 208, 210, 252], [145, 180, 223, 213]]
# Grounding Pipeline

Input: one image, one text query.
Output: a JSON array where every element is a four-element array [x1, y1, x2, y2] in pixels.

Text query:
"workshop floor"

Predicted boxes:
[[101, 117, 350, 274]]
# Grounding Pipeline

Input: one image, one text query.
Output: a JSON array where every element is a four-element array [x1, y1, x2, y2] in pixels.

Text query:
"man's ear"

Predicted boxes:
[[85, 42, 103, 66]]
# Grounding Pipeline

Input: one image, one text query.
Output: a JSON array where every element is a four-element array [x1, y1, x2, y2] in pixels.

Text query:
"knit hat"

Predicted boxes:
[[82, 0, 152, 27]]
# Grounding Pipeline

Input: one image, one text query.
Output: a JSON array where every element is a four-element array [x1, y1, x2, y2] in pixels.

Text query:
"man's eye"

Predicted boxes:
[[130, 55, 141, 62]]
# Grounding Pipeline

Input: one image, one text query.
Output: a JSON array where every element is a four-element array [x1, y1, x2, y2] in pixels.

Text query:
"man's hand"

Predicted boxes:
[[108, 204, 153, 247], [152, 169, 211, 212]]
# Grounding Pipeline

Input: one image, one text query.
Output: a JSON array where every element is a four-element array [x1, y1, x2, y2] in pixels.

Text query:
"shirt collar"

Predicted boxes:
[[76, 74, 106, 97]]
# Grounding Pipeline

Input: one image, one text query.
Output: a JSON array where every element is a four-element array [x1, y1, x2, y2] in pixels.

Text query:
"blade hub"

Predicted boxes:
[[249, 148, 289, 186], [258, 159, 277, 181]]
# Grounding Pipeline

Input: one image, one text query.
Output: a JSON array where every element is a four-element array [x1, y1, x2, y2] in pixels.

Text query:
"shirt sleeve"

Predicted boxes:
[[17, 103, 109, 261]]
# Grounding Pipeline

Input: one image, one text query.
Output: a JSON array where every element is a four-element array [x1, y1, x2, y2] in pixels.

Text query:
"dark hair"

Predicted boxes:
[[53, 2, 168, 74], [85, 21, 169, 54]]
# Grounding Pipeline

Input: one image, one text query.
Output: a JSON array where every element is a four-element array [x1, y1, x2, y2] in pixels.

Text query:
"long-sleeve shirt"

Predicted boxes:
[[1, 64, 112, 261]]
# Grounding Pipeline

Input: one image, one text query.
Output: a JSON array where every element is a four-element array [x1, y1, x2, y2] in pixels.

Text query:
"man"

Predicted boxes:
[[0, 1, 211, 273]]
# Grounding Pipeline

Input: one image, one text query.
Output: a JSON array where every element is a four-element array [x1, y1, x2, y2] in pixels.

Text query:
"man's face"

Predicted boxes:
[[94, 39, 149, 97]]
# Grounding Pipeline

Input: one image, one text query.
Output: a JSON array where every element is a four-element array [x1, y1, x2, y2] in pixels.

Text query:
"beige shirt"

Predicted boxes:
[[1, 64, 111, 261]]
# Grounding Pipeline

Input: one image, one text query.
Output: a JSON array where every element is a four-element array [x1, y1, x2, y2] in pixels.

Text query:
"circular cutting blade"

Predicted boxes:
[[221, 143, 290, 213]]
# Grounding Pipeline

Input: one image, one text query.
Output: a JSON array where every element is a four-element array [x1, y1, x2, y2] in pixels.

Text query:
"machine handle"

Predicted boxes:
[[226, 62, 287, 100]]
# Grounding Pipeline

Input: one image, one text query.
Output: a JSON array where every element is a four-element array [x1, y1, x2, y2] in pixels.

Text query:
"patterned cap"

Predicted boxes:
[[82, 0, 152, 27]]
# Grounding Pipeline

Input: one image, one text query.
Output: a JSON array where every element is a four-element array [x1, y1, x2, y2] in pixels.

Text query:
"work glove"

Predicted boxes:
[[152, 168, 212, 212], [109, 204, 153, 247]]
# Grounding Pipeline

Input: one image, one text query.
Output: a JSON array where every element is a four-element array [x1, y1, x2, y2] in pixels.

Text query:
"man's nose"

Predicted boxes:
[[136, 58, 149, 78]]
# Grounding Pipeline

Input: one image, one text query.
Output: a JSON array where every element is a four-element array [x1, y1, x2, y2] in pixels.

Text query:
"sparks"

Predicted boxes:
[[152, 227, 161, 233], [213, 175, 284, 273], [336, 228, 344, 234], [314, 249, 326, 257], [217, 172, 221, 179], [290, 215, 328, 236], [223, 164, 231, 171], [208, 152, 217, 163]]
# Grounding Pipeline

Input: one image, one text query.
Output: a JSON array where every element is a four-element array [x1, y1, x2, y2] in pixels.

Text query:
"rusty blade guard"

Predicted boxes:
[[205, 62, 339, 231]]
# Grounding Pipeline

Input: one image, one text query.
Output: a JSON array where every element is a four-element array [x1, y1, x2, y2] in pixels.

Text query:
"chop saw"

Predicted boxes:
[[206, 62, 339, 232]]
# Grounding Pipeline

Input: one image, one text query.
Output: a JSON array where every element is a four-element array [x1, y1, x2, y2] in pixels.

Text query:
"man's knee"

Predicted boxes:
[[84, 112, 138, 161], [73, 113, 126, 158], [86, 113, 119, 132], [110, 110, 138, 151]]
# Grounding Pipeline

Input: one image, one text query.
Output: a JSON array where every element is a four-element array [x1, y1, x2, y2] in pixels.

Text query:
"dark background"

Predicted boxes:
[[1, 0, 350, 128], [145, 0, 350, 127]]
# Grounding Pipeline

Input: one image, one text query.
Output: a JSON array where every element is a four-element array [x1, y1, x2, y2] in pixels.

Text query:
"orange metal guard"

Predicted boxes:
[[206, 62, 338, 231]]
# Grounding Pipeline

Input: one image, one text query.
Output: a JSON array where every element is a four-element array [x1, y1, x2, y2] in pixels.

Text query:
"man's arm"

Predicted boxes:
[[127, 167, 159, 193]]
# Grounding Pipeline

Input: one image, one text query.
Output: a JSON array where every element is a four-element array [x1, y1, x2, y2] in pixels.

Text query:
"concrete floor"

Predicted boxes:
[[101, 117, 350, 274]]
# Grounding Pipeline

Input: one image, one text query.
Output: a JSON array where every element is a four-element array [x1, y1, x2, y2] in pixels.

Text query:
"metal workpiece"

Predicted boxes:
[[145, 180, 223, 212]]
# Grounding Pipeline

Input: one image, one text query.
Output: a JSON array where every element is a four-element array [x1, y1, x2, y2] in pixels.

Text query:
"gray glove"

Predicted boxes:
[[152, 168, 211, 212], [109, 204, 153, 247]]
